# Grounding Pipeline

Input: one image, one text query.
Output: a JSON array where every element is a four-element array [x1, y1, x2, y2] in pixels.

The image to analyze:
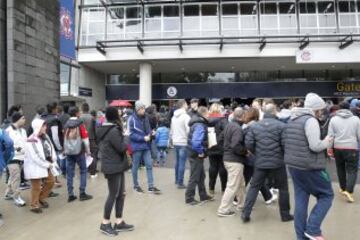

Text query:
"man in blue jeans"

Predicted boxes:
[[170, 100, 191, 189], [129, 101, 161, 194], [64, 107, 93, 202], [284, 93, 334, 240]]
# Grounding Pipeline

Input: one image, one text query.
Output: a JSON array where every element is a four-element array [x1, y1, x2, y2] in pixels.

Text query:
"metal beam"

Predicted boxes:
[[179, 40, 183, 52], [339, 35, 353, 49], [137, 41, 144, 53], [259, 37, 266, 52], [96, 42, 106, 55], [299, 36, 309, 50], [219, 38, 224, 51]]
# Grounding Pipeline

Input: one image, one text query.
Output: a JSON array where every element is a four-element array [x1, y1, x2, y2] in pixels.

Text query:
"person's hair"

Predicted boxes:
[[36, 106, 46, 116], [81, 103, 90, 113], [7, 105, 22, 118], [197, 106, 208, 117], [231, 101, 239, 111], [263, 98, 274, 106], [191, 98, 199, 104], [68, 106, 80, 117], [282, 100, 292, 110], [233, 107, 244, 120], [176, 99, 187, 109], [263, 103, 277, 115], [339, 101, 350, 110], [209, 103, 222, 114], [252, 98, 262, 105], [90, 110, 97, 117], [297, 99, 304, 107], [57, 105, 64, 113], [329, 105, 340, 114], [46, 102, 58, 113], [244, 107, 260, 123], [105, 107, 120, 123]]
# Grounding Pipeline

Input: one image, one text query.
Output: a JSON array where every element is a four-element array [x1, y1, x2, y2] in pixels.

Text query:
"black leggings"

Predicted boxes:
[[208, 155, 227, 192], [104, 173, 125, 220]]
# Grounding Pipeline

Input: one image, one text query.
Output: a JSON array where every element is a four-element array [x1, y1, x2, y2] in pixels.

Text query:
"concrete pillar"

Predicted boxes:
[[139, 62, 152, 107]]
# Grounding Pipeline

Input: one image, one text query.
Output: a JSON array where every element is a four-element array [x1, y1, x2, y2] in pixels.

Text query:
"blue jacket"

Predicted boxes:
[[187, 115, 208, 155], [155, 127, 169, 147], [0, 129, 14, 171], [128, 113, 152, 152]]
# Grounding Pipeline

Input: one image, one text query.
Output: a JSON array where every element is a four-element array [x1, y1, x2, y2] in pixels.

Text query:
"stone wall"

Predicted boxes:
[[0, 1, 6, 120], [6, 0, 60, 120]]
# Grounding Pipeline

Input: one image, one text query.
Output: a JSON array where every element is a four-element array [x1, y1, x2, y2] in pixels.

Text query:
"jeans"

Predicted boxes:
[[243, 164, 272, 201], [174, 146, 187, 186], [132, 150, 154, 189], [156, 147, 167, 166], [334, 149, 359, 193], [66, 154, 87, 196], [185, 156, 208, 202], [289, 167, 334, 240], [209, 154, 227, 192], [242, 167, 291, 220]]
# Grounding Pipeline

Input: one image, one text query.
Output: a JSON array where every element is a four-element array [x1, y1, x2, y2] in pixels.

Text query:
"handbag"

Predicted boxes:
[[208, 127, 217, 148]]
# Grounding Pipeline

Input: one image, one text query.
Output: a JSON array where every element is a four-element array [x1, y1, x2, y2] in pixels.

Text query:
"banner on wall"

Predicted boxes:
[[60, 0, 76, 59]]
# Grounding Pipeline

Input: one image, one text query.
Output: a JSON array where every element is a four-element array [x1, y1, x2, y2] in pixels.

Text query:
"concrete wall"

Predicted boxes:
[[0, 1, 6, 120], [6, 0, 60, 120]]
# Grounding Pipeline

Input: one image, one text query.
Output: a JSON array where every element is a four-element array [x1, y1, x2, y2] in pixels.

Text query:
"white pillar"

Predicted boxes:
[[139, 62, 152, 107]]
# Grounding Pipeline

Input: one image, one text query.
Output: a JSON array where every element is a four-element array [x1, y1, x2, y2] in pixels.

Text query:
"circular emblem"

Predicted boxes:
[[60, 7, 74, 40], [301, 50, 312, 62], [167, 86, 177, 98]]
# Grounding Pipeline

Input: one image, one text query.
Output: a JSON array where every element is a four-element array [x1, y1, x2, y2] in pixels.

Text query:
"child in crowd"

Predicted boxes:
[[155, 119, 170, 167]]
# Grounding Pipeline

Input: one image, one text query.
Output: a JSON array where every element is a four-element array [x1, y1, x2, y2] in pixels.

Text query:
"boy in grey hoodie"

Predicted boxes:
[[328, 101, 360, 203]]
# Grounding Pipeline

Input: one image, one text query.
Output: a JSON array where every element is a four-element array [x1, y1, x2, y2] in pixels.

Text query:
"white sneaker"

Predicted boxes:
[[265, 194, 278, 205], [90, 174, 98, 179], [14, 196, 26, 207], [270, 188, 279, 195]]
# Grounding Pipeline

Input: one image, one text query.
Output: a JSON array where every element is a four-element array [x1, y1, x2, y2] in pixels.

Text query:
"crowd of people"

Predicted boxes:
[[1, 93, 360, 240]]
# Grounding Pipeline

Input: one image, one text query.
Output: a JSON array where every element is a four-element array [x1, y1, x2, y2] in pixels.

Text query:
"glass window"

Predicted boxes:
[[83, 0, 100, 5], [222, 4, 238, 15], [184, 5, 200, 16], [164, 6, 179, 17], [339, 1, 356, 12], [146, 6, 161, 18], [279, 2, 296, 14], [300, 2, 316, 13], [260, 3, 277, 14], [202, 4, 217, 16], [108, 8, 124, 20], [60, 63, 70, 96], [240, 3, 257, 15], [318, 1, 335, 13], [126, 7, 141, 19]]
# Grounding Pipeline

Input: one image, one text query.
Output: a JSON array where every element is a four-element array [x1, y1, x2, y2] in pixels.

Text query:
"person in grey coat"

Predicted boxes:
[[241, 103, 293, 223]]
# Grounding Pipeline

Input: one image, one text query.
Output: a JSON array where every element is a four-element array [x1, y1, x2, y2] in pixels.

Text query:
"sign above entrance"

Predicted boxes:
[[296, 48, 360, 64], [167, 86, 178, 98], [79, 87, 92, 97]]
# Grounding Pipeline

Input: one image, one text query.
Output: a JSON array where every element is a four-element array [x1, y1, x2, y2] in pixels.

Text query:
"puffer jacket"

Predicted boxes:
[[96, 123, 128, 174], [155, 126, 169, 147], [187, 114, 208, 157], [207, 113, 228, 156], [0, 129, 14, 171], [245, 113, 285, 169], [128, 113, 152, 152]]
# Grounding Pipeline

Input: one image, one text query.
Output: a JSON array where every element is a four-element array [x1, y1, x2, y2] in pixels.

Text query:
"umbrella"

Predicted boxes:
[[109, 100, 132, 107]]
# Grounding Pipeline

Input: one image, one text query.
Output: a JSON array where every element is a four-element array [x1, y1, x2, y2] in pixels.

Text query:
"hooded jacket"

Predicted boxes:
[[128, 113, 152, 152], [24, 118, 56, 180], [155, 126, 170, 147], [170, 108, 191, 146], [187, 114, 208, 156], [284, 108, 330, 170], [0, 129, 14, 170], [96, 123, 129, 174], [328, 109, 360, 150], [5, 125, 27, 162]]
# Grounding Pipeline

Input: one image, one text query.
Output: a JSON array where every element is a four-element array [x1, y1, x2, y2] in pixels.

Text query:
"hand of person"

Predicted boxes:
[[327, 148, 334, 158], [144, 135, 151, 142], [325, 135, 334, 143], [198, 153, 205, 158]]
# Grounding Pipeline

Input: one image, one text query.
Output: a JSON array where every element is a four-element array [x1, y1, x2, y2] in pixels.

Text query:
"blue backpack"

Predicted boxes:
[[0, 129, 14, 171]]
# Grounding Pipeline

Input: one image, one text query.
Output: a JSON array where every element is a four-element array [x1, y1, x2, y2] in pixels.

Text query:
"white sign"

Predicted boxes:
[[167, 86, 177, 98], [296, 47, 360, 64]]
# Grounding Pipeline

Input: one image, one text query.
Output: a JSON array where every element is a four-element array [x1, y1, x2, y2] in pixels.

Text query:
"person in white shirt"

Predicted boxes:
[[5, 112, 27, 207]]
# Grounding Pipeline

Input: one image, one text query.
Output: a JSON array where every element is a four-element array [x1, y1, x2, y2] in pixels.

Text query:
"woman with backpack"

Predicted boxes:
[[96, 107, 134, 236], [207, 103, 228, 195]]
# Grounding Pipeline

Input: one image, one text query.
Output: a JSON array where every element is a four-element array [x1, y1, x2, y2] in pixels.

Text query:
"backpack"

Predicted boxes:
[[64, 127, 82, 155], [0, 129, 14, 170]]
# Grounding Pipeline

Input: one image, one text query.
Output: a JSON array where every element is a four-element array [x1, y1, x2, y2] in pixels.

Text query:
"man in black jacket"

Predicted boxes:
[[217, 108, 247, 217], [241, 104, 293, 223]]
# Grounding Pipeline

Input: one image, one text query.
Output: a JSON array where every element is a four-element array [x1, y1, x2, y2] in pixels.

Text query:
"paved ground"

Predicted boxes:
[[0, 150, 359, 240]]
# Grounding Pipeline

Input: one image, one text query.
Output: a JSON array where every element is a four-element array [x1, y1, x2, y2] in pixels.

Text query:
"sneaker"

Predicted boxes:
[[14, 196, 26, 207], [79, 193, 93, 201], [54, 181, 62, 188], [281, 214, 294, 222], [339, 189, 346, 195], [241, 215, 251, 223], [270, 188, 279, 195], [177, 184, 187, 189], [148, 187, 161, 195], [186, 200, 200, 206], [68, 195, 77, 202], [39, 201, 49, 209], [304, 232, 326, 240], [114, 221, 135, 232], [134, 186, 144, 194], [343, 191, 355, 203], [30, 208, 43, 214], [4, 193, 13, 201], [199, 196, 214, 205], [265, 193, 278, 205], [90, 174, 98, 179], [48, 192, 60, 198], [100, 223, 118, 237], [19, 182, 31, 190], [217, 211, 236, 217]]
